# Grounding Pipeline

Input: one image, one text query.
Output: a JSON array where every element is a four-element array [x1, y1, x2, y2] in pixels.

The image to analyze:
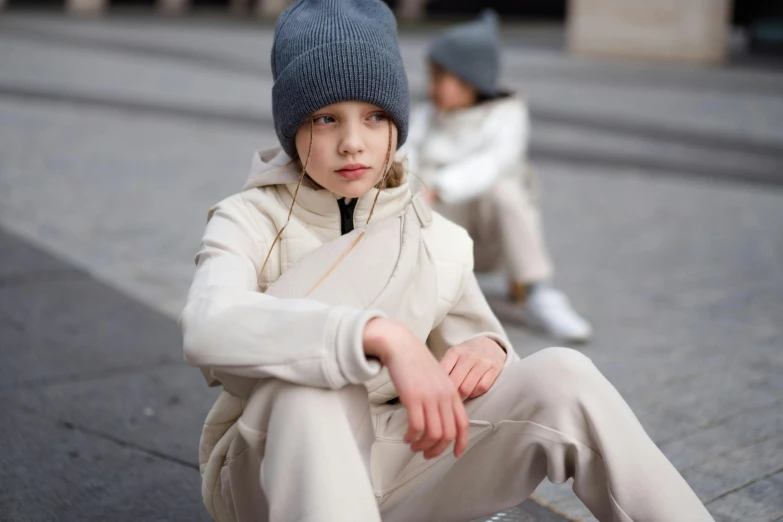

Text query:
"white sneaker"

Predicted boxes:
[[519, 285, 593, 343]]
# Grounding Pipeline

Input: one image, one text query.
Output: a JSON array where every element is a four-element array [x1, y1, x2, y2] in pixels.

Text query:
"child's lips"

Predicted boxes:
[[335, 165, 371, 179]]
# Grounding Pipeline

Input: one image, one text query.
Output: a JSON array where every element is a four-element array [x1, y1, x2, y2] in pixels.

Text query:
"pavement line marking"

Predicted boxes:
[[704, 464, 783, 505]]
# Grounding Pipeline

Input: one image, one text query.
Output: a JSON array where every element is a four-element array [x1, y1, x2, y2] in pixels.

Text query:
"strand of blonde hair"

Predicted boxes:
[[257, 118, 313, 286], [366, 118, 394, 225]]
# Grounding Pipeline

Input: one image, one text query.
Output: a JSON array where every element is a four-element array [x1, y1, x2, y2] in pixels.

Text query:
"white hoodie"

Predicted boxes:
[[403, 94, 530, 204]]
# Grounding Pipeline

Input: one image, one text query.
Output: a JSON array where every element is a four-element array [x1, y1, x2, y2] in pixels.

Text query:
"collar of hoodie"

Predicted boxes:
[[243, 147, 412, 232]]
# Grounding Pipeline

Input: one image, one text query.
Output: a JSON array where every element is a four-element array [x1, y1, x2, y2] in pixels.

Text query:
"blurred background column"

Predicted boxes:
[[67, 0, 107, 16], [229, 0, 251, 16], [159, 0, 188, 15], [258, 0, 291, 19], [567, 0, 733, 63], [398, 0, 428, 22]]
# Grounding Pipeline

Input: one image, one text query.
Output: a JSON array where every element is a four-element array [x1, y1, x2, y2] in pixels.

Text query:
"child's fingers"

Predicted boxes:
[[453, 396, 469, 458], [458, 363, 489, 400], [439, 349, 459, 375], [423, 400, 457, 459], [439, 399, 457, 444], [411, 401, 443, 453], [446, 357, 473, 392], [468, 368, 499, 399], [403, 402, 425, 444]]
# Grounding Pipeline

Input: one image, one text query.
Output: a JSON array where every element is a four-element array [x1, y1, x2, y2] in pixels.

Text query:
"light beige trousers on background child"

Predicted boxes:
[[435, 173, 554, 285], [219, 347, 713, 522]]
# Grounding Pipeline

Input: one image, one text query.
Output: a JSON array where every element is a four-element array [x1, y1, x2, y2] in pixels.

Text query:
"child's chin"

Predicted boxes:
[[333, 181, 373, 199]]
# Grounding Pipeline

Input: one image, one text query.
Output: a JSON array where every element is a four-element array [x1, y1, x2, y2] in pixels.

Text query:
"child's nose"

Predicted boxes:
[[339, 125, 365, 155]]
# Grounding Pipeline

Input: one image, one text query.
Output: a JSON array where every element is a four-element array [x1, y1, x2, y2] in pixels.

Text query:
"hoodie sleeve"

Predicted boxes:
[[427, 266, 519, 368], [179, 198, 383, 389], [431, 101, 530, 205]]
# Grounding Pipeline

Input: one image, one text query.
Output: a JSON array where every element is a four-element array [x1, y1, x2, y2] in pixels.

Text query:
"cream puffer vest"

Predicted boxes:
[[190, 148, 481, 520]]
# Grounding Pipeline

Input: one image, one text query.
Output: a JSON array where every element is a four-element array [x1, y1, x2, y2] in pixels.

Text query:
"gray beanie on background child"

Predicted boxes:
[[271, 0, 410, 158], [428, 9, 501, 96]]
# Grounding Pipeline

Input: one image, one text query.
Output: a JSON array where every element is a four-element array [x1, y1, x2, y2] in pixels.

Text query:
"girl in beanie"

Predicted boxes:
[[404, 11, 592, 344], [180, 1, 712, 521]]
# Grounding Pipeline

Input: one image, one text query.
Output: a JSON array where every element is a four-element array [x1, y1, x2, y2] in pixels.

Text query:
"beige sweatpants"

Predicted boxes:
[[219, 348, 713, 522], [435, 174, 554, 285]]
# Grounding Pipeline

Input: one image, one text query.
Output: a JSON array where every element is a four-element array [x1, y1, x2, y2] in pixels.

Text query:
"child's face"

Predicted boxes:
[[295, 101, 398, 200], [427, 62, 478, 112]]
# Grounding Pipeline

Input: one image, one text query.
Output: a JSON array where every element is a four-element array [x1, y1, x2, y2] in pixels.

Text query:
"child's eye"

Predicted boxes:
[[313, 115, 335, 124], [368, 113, 388, 122]]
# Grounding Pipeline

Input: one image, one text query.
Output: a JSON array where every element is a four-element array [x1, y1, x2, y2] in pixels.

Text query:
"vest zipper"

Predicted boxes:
[[336, 198, 358, 235]]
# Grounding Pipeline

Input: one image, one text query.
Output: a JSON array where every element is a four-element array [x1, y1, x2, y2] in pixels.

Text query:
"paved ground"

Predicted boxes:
[[0, 228, 564, 522], [0, 13, 782, 522]]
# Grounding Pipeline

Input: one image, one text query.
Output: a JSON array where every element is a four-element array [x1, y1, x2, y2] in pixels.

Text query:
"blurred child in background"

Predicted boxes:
[[404, 11, 592, 343]]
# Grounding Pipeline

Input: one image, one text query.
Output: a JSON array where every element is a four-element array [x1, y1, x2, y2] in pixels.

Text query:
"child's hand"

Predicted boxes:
[[364, 318, 469, 459], [439, 337, 506, 401], [423, 189, 439, 206]]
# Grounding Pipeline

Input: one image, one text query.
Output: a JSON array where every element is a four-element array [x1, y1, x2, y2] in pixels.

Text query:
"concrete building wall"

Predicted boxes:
[[567, 0, 733, 63]]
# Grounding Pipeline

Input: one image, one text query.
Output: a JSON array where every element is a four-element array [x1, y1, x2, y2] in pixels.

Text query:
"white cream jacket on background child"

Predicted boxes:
[[406, 95, 549, 280], [404, 11, 592, 343], [180, 1, 713, 521]]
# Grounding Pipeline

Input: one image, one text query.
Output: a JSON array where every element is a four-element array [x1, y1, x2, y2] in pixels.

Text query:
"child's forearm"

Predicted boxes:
[[363, 317, 428, 365]]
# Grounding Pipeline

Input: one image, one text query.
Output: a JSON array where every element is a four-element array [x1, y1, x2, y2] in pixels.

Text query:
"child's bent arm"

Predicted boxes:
[[363, 316, 470, 459], [180, 201, 383, 389], [427, 267, 516, 366]]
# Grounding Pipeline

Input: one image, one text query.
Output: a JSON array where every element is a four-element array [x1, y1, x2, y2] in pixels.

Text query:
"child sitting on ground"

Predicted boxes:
[[404, 11, 592, 343]]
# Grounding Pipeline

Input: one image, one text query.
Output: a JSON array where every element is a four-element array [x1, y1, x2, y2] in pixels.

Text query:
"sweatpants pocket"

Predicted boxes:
[[372, 419, 494, 501]]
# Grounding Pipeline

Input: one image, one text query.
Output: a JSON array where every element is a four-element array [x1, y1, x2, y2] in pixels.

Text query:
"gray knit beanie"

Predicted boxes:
[[428, 10, 501, 96], [271, 0, 410, 158]]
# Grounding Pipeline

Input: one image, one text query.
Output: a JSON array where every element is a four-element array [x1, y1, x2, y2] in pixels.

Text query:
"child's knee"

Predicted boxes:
[[531, 347, 597, 382], [485, 186, 518, 211], [486, 179, 527, 210], [241, 380, 367, 443], [239, 380, 331, 444], [258, 379, 361, 416], [503, 347, 605, 410]]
